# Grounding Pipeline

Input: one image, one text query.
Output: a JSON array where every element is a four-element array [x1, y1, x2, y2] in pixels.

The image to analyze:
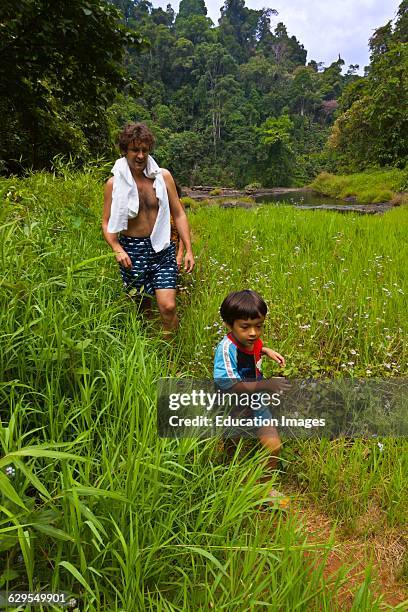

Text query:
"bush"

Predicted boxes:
[[371, 190, 394, 203], [180, 196, 196, 209], [310, 168, 408, 203], [244, 182, 262, 192]]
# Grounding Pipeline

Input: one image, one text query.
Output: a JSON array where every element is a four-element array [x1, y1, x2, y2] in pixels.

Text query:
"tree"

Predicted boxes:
[[108, 0, 152, 25], [175, 15, 215, 45], [269, 22, 288, 63], [166, 131, 205, 184], [289, 67, 320, 117], [218, 0, 274, 63], [319, 57, 345, 99], [394, 0, 408, 42], [256, 7, 278, 43], [170, 38, 196, 88], [328, 1, 408, 170], [178, 0, 208, 18], [368, 23, 393, 60], [151, 6, 174, 26], [239, 55, 277, 94], [194, 43, 237, 151], [329, 43, 408, 169], [0, 0, 143, 173], [256, 115, 295, 186], [148, 25, 177, 84]]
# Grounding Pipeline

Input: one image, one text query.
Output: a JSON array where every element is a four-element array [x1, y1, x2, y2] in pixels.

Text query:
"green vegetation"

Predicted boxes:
[[180, 196, 196, 208], [107, 0, 352, 187], [2, 1, 406, 186], [209, 188, 223, 196], [184, 195, 257, 211], [106, 0, 407, 185], [329, 1, 408, 171], [0, 0, 144, 174], [311, 168, 408, 204], [1, 172, 407, 608], [245, 182, 262, 192], [0, 0, 360, 185]]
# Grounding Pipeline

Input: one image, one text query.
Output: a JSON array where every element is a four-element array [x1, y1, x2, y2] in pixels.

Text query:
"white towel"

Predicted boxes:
[[107, 155, 171, 253]]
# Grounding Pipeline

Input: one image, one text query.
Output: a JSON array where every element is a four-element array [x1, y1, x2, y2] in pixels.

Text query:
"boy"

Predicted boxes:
[[214, 290, 290, 503]]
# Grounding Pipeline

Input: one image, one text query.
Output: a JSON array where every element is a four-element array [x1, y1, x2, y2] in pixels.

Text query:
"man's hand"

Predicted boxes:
[[115, 249, 132, 269], [183, 250, 195, 273], [262, 347, 286, 367], [176, 252, 184, 270], [176, 244, 184, 270]]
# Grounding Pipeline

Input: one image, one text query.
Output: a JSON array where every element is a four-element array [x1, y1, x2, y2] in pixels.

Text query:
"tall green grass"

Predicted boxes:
[[183, 204, 408, 531], [0, 171, 407, 610], [310, 168, 408, 204]]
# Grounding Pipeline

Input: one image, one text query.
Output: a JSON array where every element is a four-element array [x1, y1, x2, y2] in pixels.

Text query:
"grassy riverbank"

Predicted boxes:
[[1, 171, 407, 610], [310, 168, 408, 204]]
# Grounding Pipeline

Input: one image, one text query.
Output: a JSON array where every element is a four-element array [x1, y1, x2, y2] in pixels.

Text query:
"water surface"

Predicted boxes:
[[255, 190, 348, 207], [254, 190, 392, 214]]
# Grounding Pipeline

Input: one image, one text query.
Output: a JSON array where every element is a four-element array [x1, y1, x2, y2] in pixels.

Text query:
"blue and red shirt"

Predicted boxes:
[[214, 333, 263, 390]]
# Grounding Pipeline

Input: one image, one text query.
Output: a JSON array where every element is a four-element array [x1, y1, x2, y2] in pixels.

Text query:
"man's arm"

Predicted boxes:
[[176, 240, 185, 270], [102, 178, 132, 268], [162, 169, 194, 272]]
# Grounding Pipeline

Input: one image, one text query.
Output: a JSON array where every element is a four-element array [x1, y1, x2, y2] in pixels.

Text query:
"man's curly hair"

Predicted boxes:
[[118, 122, 155, 154]]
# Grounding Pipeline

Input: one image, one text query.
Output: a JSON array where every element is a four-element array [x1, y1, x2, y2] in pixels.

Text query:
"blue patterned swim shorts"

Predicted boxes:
[[118, 235, 178, 296]]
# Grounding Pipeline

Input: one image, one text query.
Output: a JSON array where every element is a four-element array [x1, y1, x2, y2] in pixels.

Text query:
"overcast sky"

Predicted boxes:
[[154, 0, 401, 73]]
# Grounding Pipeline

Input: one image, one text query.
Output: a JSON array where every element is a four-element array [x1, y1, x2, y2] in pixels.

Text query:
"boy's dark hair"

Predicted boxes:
[[118, 122, 155, 154], [220, 290, 268, 325]]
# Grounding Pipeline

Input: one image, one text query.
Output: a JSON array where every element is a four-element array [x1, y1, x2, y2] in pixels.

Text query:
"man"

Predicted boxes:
[[102, 122, 194, 331]]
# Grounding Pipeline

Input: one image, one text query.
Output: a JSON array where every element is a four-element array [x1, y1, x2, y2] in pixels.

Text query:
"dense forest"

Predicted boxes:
[[1, 0, 407, 186]]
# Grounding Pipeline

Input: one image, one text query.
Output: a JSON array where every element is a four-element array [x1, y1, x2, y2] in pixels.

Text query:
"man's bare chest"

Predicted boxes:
[[135, 177, 158, 212]]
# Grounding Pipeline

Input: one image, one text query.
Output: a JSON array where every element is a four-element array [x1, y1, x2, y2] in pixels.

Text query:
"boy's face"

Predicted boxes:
[[227, 315, 265, 349]]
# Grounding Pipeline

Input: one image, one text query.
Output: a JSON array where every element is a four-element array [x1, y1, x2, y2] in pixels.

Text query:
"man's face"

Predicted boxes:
[[126, 140, 150, 171], [227, 315, 265, 349]]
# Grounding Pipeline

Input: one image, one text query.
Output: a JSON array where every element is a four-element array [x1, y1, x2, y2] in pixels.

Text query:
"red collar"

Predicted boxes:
[[227, 332, 261, 355]]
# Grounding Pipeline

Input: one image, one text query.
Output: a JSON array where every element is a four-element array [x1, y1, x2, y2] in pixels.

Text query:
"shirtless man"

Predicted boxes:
[[102, 123, 194, 331]]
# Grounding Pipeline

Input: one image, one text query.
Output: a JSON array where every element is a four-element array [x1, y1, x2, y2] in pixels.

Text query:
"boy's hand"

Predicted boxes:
[[262, 347, 286, 367], [264, 377, 291, 394]]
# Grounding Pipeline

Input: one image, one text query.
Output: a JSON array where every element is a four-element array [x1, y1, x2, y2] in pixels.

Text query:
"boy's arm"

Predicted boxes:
[[261, 346, 286, 367], [214, 341, 289, 394], [162, 169, 194, 272]]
